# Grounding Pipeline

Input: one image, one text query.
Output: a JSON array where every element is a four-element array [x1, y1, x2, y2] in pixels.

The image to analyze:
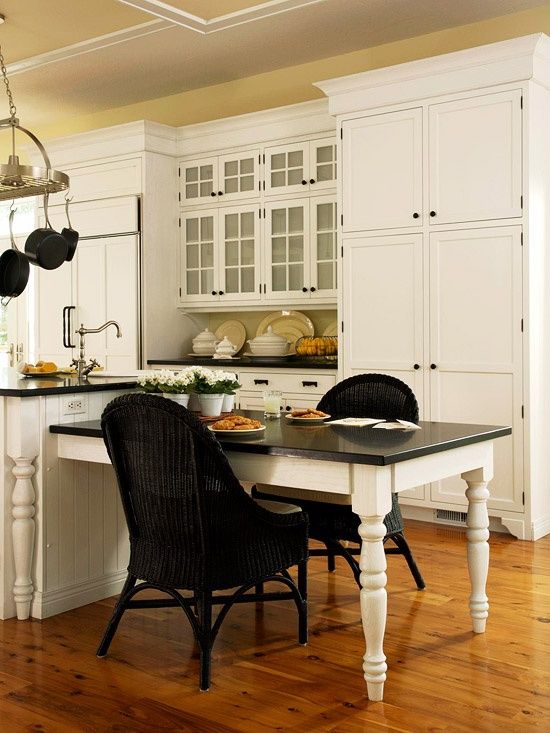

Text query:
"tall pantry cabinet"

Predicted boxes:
[[316, 33, 550, 540]]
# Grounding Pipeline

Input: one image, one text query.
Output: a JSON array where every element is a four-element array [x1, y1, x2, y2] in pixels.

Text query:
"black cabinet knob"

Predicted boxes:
[[218, 191, 223, 196], [309, 178, 315, 184], [413, 363, 420, 370], [211, 290, 217, 296], [412, 212, 419, 219], [310, 286, 316, 292], [210, 192, 216, 197], [430, 210, 436, 217], [302, 286, 308, 292], [285, 405, 291, 411], [301, 180, 307, 185], [218, 290, 224, 296], [430, 363, 437, 369]]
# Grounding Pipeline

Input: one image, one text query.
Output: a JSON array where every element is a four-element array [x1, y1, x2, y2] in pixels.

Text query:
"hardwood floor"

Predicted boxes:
[[1, 521, 549, 732]]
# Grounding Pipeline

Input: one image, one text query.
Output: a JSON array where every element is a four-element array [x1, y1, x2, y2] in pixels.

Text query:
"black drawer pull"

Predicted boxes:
[[254, 379, 269, 385], [286, 405, 292, 411], [302, 380, 318, 387]]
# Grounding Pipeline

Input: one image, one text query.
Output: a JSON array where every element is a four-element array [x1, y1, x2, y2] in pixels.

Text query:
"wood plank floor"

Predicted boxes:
[[1, 521, 549, 732]]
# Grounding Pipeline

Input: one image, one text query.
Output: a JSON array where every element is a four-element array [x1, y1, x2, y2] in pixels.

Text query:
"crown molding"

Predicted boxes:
[[116, 0, 326, 34], [315, 33, 550, 115], [176, 98, 334, 156]]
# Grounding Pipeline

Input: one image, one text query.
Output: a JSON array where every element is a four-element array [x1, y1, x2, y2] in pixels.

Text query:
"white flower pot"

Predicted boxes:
[[222, 393, 235, 413], [198, 393, 225, 418], [163, 393, 190, 408], [187, 392, 201, 412]]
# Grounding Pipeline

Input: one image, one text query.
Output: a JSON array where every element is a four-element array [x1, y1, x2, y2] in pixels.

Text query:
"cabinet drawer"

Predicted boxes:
[[238, 371, 336, 394]]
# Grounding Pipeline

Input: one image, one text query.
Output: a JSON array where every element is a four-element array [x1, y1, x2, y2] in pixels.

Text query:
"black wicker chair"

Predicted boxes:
[[96, 393, 308, 691], [253, 374, 425, 591]]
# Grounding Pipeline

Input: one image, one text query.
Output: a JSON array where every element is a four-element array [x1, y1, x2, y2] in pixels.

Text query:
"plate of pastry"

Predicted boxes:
[[285, 408, 330, 424], [209, 415, 266, 435], [18, 361, 75, 377]]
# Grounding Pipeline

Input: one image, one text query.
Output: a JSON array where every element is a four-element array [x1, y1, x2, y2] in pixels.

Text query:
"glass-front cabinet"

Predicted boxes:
[[180, 150, 260, 205], [264, 195, 337, 301], [180, 205, 260, 303], [264, 137, 337, 196]]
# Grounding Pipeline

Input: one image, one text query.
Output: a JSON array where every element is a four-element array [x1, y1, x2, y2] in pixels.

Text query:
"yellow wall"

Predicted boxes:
[[31, 3, 550, 142]]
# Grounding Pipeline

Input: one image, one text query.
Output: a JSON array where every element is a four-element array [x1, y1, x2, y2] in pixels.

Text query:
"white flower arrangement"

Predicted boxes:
[[137, 367, 240, 395]]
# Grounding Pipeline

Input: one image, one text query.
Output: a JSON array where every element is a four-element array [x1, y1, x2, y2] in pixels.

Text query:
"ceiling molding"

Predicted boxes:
[[116, 0, 327, 34], [6, 19, 173, 76]]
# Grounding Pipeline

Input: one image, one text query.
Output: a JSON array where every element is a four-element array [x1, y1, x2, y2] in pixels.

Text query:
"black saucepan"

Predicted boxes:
[[61, 197, 78, 261], [25, 192, 68, 270], [0, 208, 30, 300]]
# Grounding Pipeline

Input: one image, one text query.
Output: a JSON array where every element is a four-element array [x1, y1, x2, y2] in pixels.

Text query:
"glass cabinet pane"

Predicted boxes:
[[221, 155, 257, 197], [313, 200, 337, 292], [313, 142, 337, 185], [269, 148, 305, 190], [269, 204, 306, 293], [184, 214, 216, 297], [182, 160, 216, 201], [222, 209, 257, 297]]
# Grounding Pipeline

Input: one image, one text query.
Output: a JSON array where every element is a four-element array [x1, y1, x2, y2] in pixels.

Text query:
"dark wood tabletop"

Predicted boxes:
[[49, 410, 511, 466]]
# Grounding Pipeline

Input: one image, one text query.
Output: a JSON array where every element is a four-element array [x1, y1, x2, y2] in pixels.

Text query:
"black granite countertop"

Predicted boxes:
[[50, 411, 511, 466], [147, 357, 338, 370], [0, 368, 139, 397]]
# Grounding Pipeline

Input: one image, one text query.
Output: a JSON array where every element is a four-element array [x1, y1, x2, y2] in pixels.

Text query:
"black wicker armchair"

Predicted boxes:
[[96, 393, 308, 691], [253, 374, 425, 591]]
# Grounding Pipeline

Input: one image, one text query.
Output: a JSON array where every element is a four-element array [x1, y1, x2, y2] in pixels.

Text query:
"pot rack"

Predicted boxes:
[[0, 44, 69, 202]]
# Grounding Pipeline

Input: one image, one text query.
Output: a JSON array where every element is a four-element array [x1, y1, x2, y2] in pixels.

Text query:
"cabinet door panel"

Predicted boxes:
[[180, 212, 219, 303], [342, 234, 424, 403], [264, 142, 309, 196], [180, 157, 218, 205], [310, 195, 338, 299], [429, 226, 523, 511], [218, 205, 261, 302], [309, 138, 337, 191], [429, 90, 522, 224], [218, 151, 260, 202], [264, 200, 310, 300], [342, 108, 422, 232]]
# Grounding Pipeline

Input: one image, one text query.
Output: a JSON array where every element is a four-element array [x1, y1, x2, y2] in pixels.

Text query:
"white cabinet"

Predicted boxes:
[[317, 34, 550, 539], [264, 137, 336, 196], [236, 369, 337, 413], [428, 90, 522, 225], [36, 197, 140, 369], [265, 195, 337, 301], [342, 108, 423, 232], [180, 204, 261, 304], [180, 150, 260, 205]]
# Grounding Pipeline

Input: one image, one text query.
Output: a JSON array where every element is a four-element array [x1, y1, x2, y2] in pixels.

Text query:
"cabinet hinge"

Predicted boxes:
[[263, 208, 266, 218], [263, 283, 266, 294], [263, 181, 265, 191], [341, 321, 344, 333], [178, 217, 181, 228], [179, 287, 181, 297], [178, 167, 181, 177], [258, 181, 261, 192], [340, 213, 343, 226], [340, 128, 343, 140], [259, 283, 261, 294], [262, 153, 265, 164], [521, 195, 523, 209], [258, 208, 261, 218], [521, 232, 523, 246], [522, 491, 525, 505], [178, 192, 181, 202], [522, 405, 524, 418], [520, 95, 523, 109], [341, 245, 344, 257], [258, 154, 261, 164], [521, 318, 524, 332]]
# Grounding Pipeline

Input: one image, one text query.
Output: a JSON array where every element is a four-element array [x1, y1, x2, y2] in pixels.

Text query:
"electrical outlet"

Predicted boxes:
[[62, 395, 87, 415]]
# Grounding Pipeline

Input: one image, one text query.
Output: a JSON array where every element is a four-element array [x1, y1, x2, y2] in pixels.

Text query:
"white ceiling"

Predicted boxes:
[[0, 0, 548, 127]]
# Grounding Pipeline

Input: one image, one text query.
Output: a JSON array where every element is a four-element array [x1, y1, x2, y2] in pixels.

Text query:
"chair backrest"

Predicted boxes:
[[101, 393, 255, 584], [317, 373, 419, 422]]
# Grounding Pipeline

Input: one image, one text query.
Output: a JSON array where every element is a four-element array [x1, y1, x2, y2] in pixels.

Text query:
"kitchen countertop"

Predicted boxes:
[[0, 368, 139, 397], [147, 357, 338, 370]]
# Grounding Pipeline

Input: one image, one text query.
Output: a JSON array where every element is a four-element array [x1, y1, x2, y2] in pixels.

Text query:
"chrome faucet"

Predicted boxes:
[[72, 320, 122, 379]]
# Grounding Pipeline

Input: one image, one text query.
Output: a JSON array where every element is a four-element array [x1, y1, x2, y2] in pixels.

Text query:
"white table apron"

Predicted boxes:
[[55, 433, 494, 702]]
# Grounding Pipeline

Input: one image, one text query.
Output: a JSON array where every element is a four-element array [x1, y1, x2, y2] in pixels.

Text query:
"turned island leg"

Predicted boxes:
[[11, 457, 36, 620]]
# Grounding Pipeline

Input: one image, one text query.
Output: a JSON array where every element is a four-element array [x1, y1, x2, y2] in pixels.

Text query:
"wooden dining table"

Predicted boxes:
[[50, 411, 511, 701]]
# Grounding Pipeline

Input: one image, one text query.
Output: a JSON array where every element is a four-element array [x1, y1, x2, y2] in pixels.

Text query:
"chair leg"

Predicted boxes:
[[390, 532, 426, 590], [296, 560, 308, 645], [96, 574, 137, 657], [327, 546, 336, 573], [255, 583, 264, 598], [196, 591, 213, 691]]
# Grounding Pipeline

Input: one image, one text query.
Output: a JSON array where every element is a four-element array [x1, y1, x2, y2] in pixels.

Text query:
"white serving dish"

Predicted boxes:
[[247, 326, 290, 356], [192, 328, 219, 355]]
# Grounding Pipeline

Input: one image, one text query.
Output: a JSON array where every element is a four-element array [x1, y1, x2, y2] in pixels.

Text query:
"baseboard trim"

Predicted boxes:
[[532, 516, 550, 541], [31, 571, 127, 619]]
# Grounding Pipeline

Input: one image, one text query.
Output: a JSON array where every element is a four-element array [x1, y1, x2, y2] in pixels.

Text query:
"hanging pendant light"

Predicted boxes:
[[0, 44, 69, 201]]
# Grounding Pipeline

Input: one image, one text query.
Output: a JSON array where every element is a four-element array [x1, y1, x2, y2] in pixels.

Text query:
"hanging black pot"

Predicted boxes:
[[25, 192, 68, 270], [0, 206, 30, 303], [61, 196, 78, 262]]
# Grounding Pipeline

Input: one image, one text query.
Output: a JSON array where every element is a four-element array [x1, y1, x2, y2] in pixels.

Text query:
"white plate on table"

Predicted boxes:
[[285, 413, 330, 425], [208, 425, 266, 436]]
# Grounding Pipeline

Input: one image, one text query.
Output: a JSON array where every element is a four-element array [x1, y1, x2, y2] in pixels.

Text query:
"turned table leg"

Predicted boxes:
[[462, 473, 490, 633], [358, 515, 388, 701], [11, 457, 36, 620]]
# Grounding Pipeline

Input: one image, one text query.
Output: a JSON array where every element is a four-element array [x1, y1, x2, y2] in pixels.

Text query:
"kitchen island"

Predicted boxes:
[[0, 368, 138, 621]]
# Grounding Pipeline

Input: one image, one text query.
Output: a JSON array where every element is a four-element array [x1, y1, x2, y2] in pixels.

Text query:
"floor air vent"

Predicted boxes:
[[435, 509, 467, 525]]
